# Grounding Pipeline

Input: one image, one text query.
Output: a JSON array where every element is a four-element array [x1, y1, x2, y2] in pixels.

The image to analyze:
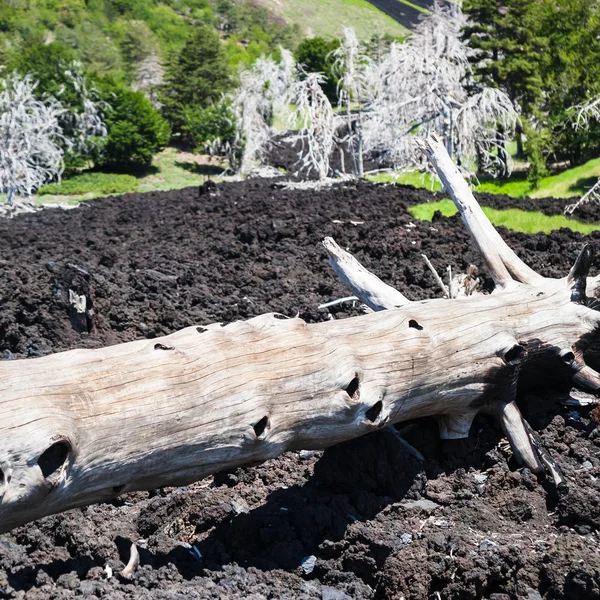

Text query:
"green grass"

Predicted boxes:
[[253, 0, 408, 40], [35, 148, 227, 204], [409, 199, 600, 235], [39, 173, 139, 196], [367, 170, 442, 191], [476, 157, 600, 199], [397, 0, 429, 14]]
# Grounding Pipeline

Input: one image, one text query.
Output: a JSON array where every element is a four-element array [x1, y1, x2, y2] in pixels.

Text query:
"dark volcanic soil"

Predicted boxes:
[[1, 179, 600, 600]]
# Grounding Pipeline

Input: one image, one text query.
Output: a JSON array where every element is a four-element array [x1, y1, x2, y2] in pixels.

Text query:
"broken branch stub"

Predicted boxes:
[[323, 237, 409, 310], [1, 137, 600, 533]]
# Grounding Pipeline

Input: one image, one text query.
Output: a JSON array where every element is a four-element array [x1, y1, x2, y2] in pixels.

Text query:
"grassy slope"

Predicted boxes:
[[368, 156, 600, 201], [251, 0, 408, 39]]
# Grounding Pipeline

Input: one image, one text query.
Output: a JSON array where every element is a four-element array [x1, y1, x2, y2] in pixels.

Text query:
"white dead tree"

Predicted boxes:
[[229, 51, 296, 175], [564, 96, 600, 214], [62, 61, 107, 157], [0, 72, 66, 205], [331, 28, 374, 178], [289, 71, 338, 180], [362, 3, 518, 177], [1, 135, 599, 532]]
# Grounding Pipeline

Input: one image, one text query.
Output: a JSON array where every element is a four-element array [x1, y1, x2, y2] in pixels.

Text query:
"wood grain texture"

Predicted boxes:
[[0, 276, 598, 533]]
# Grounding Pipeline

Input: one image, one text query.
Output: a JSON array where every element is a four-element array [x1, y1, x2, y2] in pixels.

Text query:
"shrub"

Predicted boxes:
[[38, 172, 138, 195], [97, 82, 170, 167], [181, 102, 236, 152]]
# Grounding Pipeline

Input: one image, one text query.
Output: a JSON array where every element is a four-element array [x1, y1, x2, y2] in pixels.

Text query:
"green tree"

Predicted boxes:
[[294, 37, 340, 103], [160, 25, 234, 135], [97, 82, 170, 167], [537, 0, 600, 165], [462, 0, 546, 115], [11, 42, 78, 100], [116, 19, 159, 77]]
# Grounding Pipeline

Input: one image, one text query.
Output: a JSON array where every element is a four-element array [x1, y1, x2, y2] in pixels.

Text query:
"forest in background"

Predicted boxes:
[[0, 0, 599, 205]]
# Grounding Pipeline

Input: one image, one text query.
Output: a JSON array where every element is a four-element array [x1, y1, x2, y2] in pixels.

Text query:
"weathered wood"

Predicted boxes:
[[323, 237, 409, 310], [420, 134, 544, 287], [1, 137, 600, 534]]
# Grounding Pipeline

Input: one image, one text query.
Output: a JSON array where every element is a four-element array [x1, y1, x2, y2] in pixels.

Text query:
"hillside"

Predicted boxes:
[[250, 0, 410, 40]]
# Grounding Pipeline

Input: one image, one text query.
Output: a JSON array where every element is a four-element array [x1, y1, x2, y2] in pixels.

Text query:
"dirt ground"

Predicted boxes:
[[1, 178, 600, 599]]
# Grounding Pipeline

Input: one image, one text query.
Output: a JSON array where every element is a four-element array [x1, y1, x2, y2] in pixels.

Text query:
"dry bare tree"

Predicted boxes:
[[133, 51, 164, 108], [229, 50, 296, 174], [361, 3, 518, 177], [0, 72, 65, 205], [288, 71, 338, 180], [564, 96, 600, 214], [331, 28, 374, 178], [62, 61, 107, 157]]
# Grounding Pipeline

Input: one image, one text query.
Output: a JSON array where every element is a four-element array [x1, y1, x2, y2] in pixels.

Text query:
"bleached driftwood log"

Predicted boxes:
[[1, 135, 600, 534]]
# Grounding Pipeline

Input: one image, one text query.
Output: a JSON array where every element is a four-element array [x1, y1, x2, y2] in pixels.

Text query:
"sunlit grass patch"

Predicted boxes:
[[367, 170, 442, 191], [476, 157, 600, 199], [409, 199, 600, 235]]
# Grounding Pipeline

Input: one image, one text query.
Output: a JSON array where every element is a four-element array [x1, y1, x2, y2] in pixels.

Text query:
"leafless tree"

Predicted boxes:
[[0, 72, 66, 205], [361, 2, 518, 178], [228, 50, 296, 174], [332, 28, 374, 178], [133, 51, 164, 108], [288, 71, 338, 180], [62, 61, 107, 157]]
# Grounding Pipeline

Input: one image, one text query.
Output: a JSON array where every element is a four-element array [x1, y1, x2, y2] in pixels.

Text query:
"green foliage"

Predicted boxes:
[[0, 0, 300, 89], [97, 82, 170, 166], [408, 199, 600, 235], [294, 37, 340, 103], [462, 0, 546, 115], [524, 121, 549, 190], [215, 0, 301, 50], [112, 19, 159, 76], [160, 25, 234, 135], [463, 0, 600, 170], [181, 102, 236, 152], [38, 172, 138, 195]]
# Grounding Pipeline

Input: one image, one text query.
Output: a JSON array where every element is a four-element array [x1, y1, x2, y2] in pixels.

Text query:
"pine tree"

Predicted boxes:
[[462, 0, 546, 116], [160, 25, 234, 136]]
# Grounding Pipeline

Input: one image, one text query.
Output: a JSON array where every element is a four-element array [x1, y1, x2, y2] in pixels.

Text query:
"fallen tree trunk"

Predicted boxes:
[[1, 135, 600, 534]]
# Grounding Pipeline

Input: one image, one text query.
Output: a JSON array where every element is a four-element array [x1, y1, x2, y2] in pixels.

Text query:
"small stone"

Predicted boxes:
[[400, 533, 413, 545], [398, 499, 440, 512], [299, 450, 317, 460], [432, 519, 453, 528], [581, 460, 593, 470], [301, 555, 317, 574], [473, 474, 488, 484], [231, 496, 250, 515], [322, 587, 352, 600], [479, 539, 498, 550]]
